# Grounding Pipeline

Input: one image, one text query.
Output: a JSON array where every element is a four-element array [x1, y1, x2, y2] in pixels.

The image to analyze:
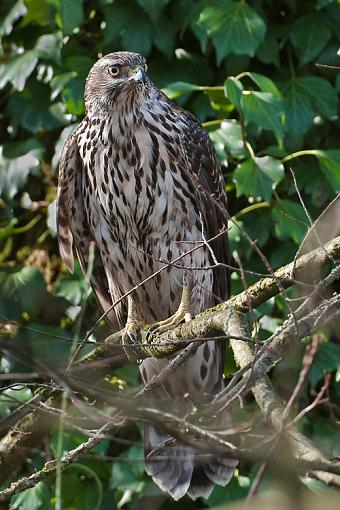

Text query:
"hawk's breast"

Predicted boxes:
[[76, 108, 213, 322]]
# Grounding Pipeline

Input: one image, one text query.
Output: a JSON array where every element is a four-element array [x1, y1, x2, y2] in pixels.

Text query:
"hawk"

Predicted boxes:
[[57, 51, 237, 500]]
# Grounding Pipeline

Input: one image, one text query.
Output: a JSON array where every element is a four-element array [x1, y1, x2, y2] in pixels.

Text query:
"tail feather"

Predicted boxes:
[[203, 457, 238, 485], [145, 425, 194, 500], [144, 424, 237, 501], [140, 341, 237, 500], [188, 465, 215, 500]]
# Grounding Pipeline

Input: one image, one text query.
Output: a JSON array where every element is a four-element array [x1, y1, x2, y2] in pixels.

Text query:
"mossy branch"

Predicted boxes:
[[0, 235, 339, 493]]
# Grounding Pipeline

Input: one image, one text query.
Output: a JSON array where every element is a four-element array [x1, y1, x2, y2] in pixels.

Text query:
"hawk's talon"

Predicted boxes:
[[146, 310, 192, 341], [122, 320, 143, 361]]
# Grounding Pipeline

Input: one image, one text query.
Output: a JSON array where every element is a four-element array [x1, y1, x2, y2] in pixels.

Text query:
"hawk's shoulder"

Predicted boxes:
[[161, 93, 230, 301]]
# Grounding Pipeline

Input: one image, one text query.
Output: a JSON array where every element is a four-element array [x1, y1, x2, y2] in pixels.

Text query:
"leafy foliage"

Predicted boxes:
[[0, 0, 339, 509]]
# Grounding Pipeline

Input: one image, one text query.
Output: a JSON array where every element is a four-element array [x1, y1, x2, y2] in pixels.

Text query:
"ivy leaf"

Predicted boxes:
[[272, 200, 308, 244], [22, 0, 56, 26], [104, 3, 153, 55], [104, 4, 132, 43], [10, 482, 51, 510], [241, 91, 284, 143], [224, 76, 243, 110], [63, 76, 85, 115], [0, 266, 47, 320], [256, 29, 280, 67], [247, 72, 282, 98], [309, 342, 340, 387], [314, 150, 340, 192], [7, 81, 68, 133], [55, 263, 84, 305], [207, 475, 250, 506], [281, 76, 338, 137], [234, 156, 284, 201], [59, 465, 103, 510], [136, 0, 169, 24], [290, 13, 331, 65], [121, 13, 153, 56], [0, 148, 40, 200], [0, 0, 27, 37], [0, 50, 38, 92], [152, 15, 175, 56], [34, 33, 62, 62], [199, 0, 267, 63], [281, 79, 315, 137], [60, 0, 84, 35], [298, 76, 338, 119], [209, 120, 247, 162], [50, 71, 77, 100], [162, 81, 201, 99]]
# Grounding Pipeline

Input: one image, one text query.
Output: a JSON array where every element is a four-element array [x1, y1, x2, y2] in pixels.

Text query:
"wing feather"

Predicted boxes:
[[56, 125, 119, 328], [177, 108, 230, 302]]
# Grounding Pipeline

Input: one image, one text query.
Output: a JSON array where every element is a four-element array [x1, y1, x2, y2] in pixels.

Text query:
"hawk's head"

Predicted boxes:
[[84, 51, 149, 113]]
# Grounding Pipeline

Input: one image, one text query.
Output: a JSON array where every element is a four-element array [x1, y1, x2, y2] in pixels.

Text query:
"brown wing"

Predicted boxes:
[[177, 108, 230, 302], [56, 124, 118, 328]]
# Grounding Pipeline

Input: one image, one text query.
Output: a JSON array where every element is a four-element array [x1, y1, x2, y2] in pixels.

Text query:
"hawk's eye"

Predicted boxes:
[[108, 66, 120, 77]]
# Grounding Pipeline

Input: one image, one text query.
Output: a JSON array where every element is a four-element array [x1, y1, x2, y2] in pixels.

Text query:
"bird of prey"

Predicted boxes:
[[56, 51, 237, 500]]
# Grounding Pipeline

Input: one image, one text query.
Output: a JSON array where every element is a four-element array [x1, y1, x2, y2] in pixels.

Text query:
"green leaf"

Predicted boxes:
[[60, 0, 84, 35], [207, 475, 250, 506], [256, 29, 280, 67], [234, 156, 284, 200], [242, 207, 273, 247], [34, 33, 62, 62], [55, 263, 84, 305], [0, 50, 38, 91], [110, 445, 147, 497], [272, 200, 308, 244], [7, 81, 68, 133], [136, 0, 169, 24], [152, 15, 175, 56], [282, 75, 338, 138], [314, 150, 340, 192], [241, 91, 284, 143], [22, 0, 56, 26], [224, 76, 243, 110], [317, 0, 337, 7], [121, 13, 153, 56], [281, 79, 315, 137], [59, 464, 103, 510], [309, 342, 340, 387], [0, 0, 27, 37], [104, 4, 132, 43], [209, 119, 247, 163], [199, 0, 267, 63], [247, 72, 282, 98], [63, 76, 85, 115], [298, 76, 338, 119], [104, 3, 153, 55], [10, 482, 51, 510], [50, 71, 77, 100], [0, 148, 40, 200], [0, 266, 47, 320], [290, 13, 331, 65], [162, 81, 201, 99]]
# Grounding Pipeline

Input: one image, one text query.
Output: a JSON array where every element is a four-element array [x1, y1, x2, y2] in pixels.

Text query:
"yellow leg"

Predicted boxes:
[[122, 295, 143, 360], [147, 273, 193, 338]]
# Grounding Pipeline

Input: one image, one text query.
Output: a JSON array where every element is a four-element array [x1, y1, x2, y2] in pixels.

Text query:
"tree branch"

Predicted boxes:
[[0, 235, 338, 493]]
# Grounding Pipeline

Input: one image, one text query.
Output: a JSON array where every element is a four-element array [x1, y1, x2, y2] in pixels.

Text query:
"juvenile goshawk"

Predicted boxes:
[[57, 51, 237, 500]]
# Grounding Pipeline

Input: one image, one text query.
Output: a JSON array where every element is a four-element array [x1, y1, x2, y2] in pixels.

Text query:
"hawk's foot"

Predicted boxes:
[[147, 279, 193, 340], [122, 319, 144, 362], [147, 309, 192, 340]]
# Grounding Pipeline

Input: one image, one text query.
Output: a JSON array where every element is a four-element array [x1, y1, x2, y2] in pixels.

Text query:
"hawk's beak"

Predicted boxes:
[[131, 66, 146, 84]]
